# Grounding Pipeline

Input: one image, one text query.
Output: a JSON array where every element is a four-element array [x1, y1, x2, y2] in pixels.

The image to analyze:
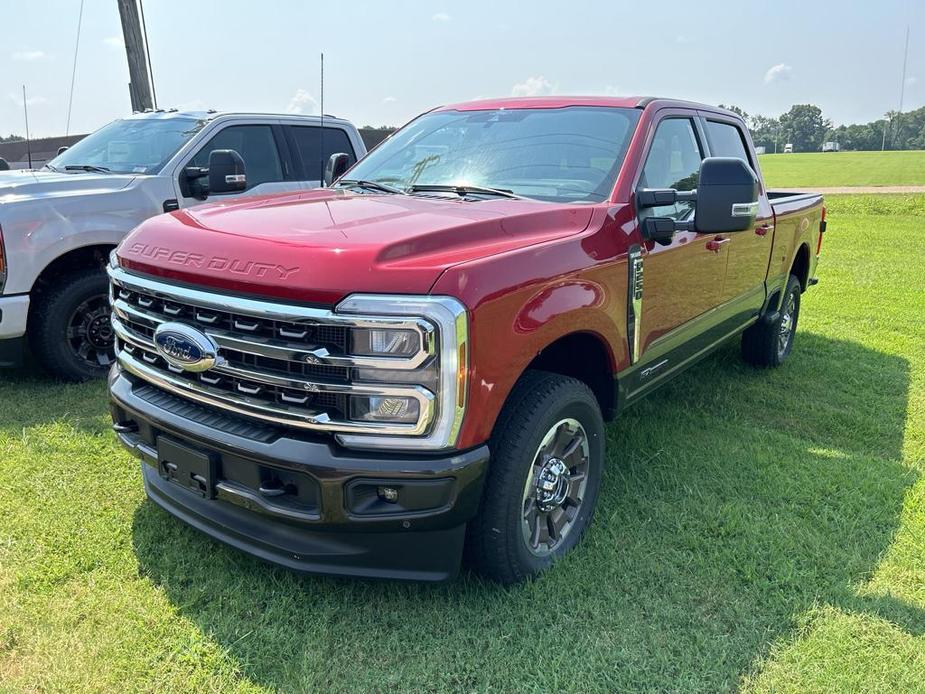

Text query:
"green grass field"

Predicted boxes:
[[758, 150, 925, 187], [1, 195, 924, 692]]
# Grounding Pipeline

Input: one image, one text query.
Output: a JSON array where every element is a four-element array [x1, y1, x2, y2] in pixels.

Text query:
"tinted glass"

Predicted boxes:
[[641, 118, 703, 220], [290, 126, 356, 181], [706, 121, 750, 162], [343, 106, 641, 203], [48, 117, 205, 174], [189, 125, 283, 189]]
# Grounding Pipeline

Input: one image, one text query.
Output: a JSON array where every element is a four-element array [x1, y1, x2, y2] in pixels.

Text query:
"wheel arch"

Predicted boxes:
[[29, 243, 115, 298], [522, 330, 617, 421], [790, 242, 811, 291]]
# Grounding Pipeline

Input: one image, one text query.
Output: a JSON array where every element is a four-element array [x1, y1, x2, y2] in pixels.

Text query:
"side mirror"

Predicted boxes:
[[208, 149, 247, 195], [324, 152, 351, 187], [694, 157, 759, 233], [57, 146, 69, 156]]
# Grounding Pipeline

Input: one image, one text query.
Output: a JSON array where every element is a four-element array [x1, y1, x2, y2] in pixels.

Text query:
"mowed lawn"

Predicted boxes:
[[759, 150, 925, 187], [1, 195, 923, 692]]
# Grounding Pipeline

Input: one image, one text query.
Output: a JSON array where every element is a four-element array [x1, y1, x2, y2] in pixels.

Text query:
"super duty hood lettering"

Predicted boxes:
[[125, 242, 300, 280]]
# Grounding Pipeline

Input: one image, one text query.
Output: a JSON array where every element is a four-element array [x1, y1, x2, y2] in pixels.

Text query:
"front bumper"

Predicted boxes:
[[0, 294, 29, 368], [110, 367, 490, 581]]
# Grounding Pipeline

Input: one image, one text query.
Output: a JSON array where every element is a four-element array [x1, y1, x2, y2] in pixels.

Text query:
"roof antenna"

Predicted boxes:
[[320, 52, 325, 185], [22, 85, 33, 169]]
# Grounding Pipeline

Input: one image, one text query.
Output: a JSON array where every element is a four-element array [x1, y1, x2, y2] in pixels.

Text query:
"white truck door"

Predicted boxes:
[[285, 124, 361, 189], [173, 121, 300, 208]]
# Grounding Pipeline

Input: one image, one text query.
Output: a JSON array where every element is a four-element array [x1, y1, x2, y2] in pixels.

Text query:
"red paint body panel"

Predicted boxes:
[[119, 188, 594, 305]]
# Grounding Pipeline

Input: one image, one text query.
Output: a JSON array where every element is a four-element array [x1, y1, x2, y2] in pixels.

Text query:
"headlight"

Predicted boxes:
[[334, 294, 468, 451], [352, 328, 420, 356], [350, 395, 420, 424]]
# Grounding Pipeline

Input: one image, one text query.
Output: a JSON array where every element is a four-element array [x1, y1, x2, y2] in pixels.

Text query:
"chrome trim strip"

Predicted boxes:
[[117, 349, 432, 436], [112, 317, 434, 434], [112, 298, 433, 370], [107, 265, 435, 370]]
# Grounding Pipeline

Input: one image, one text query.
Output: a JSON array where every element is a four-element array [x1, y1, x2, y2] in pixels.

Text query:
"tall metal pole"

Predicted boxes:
[[117, 0, 154, 112], [22, 85, 33, 169]]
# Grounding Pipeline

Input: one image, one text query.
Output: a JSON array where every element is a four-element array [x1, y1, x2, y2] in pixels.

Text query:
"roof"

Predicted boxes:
[[436, 95, 731, 115]]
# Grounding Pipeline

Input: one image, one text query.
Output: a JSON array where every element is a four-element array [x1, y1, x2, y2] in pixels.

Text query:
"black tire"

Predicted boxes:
[[466, 370, 605, 584], [29, 268, 115, 382], [742, 273, 802, 368]]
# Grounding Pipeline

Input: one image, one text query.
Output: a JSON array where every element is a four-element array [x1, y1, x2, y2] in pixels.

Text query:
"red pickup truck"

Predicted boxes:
[[108, 96, 824, 583]]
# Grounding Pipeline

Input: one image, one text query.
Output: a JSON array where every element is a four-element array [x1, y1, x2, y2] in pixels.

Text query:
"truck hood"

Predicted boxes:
[[0, 169, 137, 202], [118, 189, 595, 304]]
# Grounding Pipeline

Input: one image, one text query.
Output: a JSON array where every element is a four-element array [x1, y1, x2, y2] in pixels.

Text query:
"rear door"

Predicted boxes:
[[700, 115, 774, 318], [636, 113, 728, 361], [285, 125, 359, 188]]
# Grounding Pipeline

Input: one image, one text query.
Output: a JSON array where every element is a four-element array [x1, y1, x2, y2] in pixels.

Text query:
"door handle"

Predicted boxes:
[[706, 236, 730, 253], [755, 224, 773, 237]]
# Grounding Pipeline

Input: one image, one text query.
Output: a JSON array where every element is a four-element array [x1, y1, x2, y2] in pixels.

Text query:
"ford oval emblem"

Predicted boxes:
[[153, 322, 221, 372]]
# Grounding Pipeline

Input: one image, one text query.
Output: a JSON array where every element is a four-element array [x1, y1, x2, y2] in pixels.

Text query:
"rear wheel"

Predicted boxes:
[[29, 269, 115, 381], [742, 273, 801, 368], [467, 371, 604, 584]]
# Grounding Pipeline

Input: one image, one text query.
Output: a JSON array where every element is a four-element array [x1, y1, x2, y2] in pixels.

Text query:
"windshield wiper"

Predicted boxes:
[[337, 179, 405, 195], [43, 163, 59, 172], [407, 184, 522, 200], [64, 164, 111, 173]]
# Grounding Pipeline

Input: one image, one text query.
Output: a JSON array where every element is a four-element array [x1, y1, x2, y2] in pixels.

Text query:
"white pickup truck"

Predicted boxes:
[[0, 110, 366, 380]]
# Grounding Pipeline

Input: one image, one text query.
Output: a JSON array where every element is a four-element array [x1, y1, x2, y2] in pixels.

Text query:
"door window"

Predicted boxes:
[[640, 118, 703, 220], [187, 125, 283, 190], [289, 126, 357, 181], [705, 121, 750, 163]]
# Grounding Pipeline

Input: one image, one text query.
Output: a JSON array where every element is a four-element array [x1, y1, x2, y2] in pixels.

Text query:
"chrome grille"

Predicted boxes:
[[108, 266, 437, 436]]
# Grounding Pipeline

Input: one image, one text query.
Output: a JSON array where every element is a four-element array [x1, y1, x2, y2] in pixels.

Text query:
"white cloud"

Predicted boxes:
[[285, 88, 317, 114], [764, 63, 792, 84], [9, 92, 49, 107], [382, 96, 397, 104], [12, 50, 45, 61], [432, 12, 451, 22], [511, 76, 556, 97], [103, 36, 124, 49]]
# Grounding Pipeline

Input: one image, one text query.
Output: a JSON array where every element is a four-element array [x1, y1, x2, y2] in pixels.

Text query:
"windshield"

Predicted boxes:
[[47, 117, 206, 175], [344, 106, 641, 203]]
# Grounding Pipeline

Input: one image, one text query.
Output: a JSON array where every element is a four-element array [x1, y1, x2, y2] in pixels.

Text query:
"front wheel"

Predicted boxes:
[[466, 371, 604, 584], [29, 269, 115, 381]]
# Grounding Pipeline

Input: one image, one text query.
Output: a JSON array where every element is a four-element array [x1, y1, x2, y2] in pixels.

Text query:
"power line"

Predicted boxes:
[[65, 0, 85, 136]]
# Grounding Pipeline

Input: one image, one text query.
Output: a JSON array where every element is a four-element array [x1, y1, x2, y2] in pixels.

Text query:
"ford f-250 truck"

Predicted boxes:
[[108, 97, 825, 583], [0, 110, 365, 380]]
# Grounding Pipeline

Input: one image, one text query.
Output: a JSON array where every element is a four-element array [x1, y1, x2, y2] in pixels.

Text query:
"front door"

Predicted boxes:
[[635, 116, 729, 366], [175, 123, 298, 208]]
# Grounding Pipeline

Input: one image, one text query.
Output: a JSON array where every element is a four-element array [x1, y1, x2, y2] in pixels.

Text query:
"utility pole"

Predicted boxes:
[[117, 0, 154, 112]]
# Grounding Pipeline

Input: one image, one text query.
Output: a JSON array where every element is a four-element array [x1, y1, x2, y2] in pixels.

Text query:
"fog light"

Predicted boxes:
[[350, 396, 419, 424], [377, 486, 399, 503], [352, 328, 419, 356]]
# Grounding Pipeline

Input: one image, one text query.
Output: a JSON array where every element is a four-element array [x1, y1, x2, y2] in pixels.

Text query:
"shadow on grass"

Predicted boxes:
[[131, 333, 920, 691]]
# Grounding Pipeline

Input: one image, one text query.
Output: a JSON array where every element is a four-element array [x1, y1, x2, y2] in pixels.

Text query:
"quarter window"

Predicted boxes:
[[640, 118, 703, 220], [188, 125, 283, 190]]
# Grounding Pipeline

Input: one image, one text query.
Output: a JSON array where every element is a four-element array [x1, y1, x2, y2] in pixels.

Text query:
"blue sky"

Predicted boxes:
[[2, 0, 922, 138]]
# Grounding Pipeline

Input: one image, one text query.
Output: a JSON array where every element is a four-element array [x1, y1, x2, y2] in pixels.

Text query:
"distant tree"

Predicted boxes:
[[0, 134, 24, 143], [718, 104, 749, 120], [748, 114, 781, 152], [778, 104, 830, 152]]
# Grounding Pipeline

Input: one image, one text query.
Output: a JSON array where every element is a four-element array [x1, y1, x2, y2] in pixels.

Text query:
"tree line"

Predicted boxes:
[[719, 103, 925, 153]]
